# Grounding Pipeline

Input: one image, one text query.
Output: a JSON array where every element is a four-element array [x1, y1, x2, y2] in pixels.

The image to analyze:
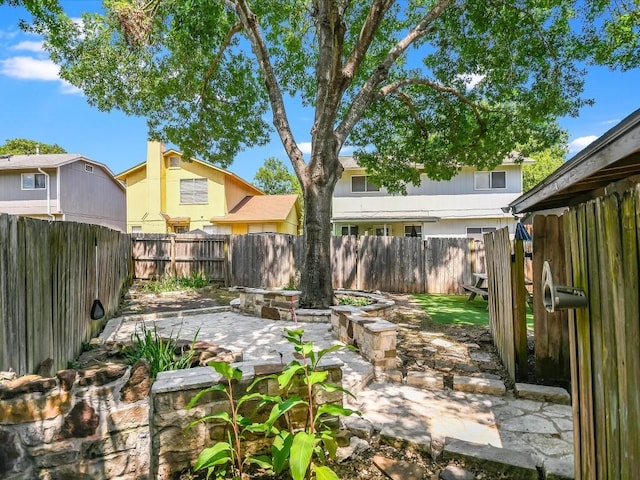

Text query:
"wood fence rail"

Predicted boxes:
[[131, 234, 486, 294], [0, 214, 132, 376]]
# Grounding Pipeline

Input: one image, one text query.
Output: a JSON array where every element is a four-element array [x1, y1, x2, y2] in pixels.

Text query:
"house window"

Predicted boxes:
[[174, 226, 188, 234], [131, 226, 142, 233], [341, 226, 359, 236], [85, 164, 94, 173], [466, 226, 497, 240], [22, 173, 47, 190], [180, 178, 208, 204], [404, 225, 422, 237], [169, 156, 180, 168], [351, 175, 380, 192], [474, 171, 506, 190], [374, 225, 390, 236]]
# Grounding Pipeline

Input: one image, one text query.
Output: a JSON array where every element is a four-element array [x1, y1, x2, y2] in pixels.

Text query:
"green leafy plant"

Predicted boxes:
[[187, 329, 360, 480], [123, 323, 198, 378], [283, 270, 301, 290], [337, 295, 371, 307], [140, 271, 210, 293]]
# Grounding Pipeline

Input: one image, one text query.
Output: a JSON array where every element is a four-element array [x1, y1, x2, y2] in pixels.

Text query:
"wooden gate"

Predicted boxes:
[[564, 187, 640, 479], [132, 234, 228, 282], [532, 215, 571, 388], [484, 227, 528, 381]]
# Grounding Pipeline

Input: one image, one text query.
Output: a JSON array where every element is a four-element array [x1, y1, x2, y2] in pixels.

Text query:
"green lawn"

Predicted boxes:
[[412, 294, 534, 329]]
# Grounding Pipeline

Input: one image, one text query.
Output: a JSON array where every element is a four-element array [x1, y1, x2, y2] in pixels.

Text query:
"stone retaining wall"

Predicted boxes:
[[151, 358, 343, 478], [233, 288, 398, 370], [232, 288, 395, 323], [0, 362, 151, 480], [0, 357, 344, 480], [330, 309, 398, 370]]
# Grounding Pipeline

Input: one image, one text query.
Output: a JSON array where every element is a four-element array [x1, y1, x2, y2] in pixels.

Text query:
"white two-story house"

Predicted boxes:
[[332, 155, 533, 239]]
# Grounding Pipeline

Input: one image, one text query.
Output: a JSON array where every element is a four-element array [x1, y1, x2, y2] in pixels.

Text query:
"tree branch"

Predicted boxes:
[[341, 0, 394, 87], [311, 0, 347, 163], [200, 22, 242, 101], [335, 0, 454, 145], [380, 78, 488, 128], [392, 90, 430, 137], [231, 0, 307, 183]]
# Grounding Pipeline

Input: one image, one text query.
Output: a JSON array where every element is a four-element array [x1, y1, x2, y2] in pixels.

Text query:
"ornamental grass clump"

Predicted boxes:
[[123, 323, 199, 378], [141, 271, 210, 293]]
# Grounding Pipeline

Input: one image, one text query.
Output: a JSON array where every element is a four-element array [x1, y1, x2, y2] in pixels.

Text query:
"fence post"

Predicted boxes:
[[511, 239, 528, 381], [170, 235, 176, 277], [223, 236, 230, 287]]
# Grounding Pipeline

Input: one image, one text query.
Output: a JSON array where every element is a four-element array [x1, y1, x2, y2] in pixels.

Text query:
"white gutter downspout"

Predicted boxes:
[[57, 167, 63, 220], [38, 167, 54, 221]]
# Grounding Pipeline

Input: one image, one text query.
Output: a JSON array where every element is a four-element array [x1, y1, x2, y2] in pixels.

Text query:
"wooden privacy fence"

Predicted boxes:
[[229, 234, 303, 288], [0, 214, 132, 376], [564, 186, 640, 479], [484, 227, 528, 382], [131, 234, 486, 294], [132, 234, 228, 283]]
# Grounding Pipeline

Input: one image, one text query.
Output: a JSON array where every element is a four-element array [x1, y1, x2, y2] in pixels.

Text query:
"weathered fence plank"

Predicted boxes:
[[620, 190, 640, 476], [229, 234, 299, 288], [533, 215, 571, 387], [133, 234, 484, 294], [332, 235, 357, 289], [485, 228, 513, 378], [511, 239, 528, 379], [566, 203, 597, 480], [0, 214, 131, 376]]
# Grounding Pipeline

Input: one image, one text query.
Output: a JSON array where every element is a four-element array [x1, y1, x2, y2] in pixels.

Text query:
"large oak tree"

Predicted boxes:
[[13, 0, 639, 307]]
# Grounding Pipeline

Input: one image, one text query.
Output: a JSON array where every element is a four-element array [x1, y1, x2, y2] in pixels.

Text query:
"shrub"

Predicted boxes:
[[187, 329, 359, 479], [141, 271, 210, 293], [337, 295, 371, 307], [123, 323, 198, 378]]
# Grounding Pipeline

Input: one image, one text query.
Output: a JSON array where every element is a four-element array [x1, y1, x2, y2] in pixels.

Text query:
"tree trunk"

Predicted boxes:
[[299, 155, 340, 308]]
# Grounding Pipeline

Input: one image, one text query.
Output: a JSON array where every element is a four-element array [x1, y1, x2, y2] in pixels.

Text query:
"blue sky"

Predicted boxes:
[[0, 2, 638, 182]]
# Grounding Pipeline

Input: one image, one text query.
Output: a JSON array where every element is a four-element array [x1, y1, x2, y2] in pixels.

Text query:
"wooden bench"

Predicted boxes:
[[463, 272, 489, 301], [462, 284, 489, 300]]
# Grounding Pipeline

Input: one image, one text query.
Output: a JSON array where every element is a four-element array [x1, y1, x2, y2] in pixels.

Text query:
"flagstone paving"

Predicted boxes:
[[103, 308, 574, 479]]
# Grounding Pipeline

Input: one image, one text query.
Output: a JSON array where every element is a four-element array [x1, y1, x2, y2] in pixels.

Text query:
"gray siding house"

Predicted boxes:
[[332, 155, 533, 239], [0, 153, 126, 231]]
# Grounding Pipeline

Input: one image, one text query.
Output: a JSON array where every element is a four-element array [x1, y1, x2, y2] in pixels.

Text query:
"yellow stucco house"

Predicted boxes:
[[116, 141, 301, 234], [212, 194, 301, 234]]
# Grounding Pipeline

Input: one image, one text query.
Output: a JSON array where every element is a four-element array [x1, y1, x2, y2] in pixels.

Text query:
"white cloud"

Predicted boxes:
[[0, 55, 82, 95], [0, 29, 18, 40], [10, 40, 44, 52], [569, 135, 598, 154], [601, 118, 620, 126], [0, 56, 59, 80], [60, 81, 83, 95], [298, 142, 312, 154]]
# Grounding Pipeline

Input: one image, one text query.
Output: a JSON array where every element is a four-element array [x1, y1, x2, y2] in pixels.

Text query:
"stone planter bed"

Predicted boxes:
[[231, 288, 399, 370], [1, 288, 397, 480]]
